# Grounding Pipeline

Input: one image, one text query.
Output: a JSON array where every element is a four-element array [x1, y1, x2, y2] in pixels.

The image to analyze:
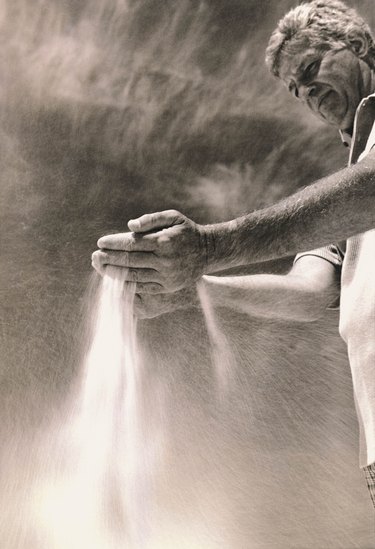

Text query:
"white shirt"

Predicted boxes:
[[296, 93, 375, 467]]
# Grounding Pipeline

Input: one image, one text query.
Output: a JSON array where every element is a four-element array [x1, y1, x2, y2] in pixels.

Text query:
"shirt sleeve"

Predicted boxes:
[[294, 243, 345, 268], [294, 244, 345, 310]]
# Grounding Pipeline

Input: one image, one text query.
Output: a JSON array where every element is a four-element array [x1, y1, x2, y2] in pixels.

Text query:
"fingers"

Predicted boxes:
[[128, 210, 183, 233], [91, 251, 165, 294], [97, 232, 156, 252], [92, 250, 157, 269], [93, 263, 158, 283], [92, 250, 162, 282]]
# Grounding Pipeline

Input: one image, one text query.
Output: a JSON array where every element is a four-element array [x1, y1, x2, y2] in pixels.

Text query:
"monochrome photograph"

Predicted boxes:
[[1, 1, 374, 547]]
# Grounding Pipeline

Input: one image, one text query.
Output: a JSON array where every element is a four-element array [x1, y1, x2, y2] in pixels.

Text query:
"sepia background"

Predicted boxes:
[[1, 0, 375, 547]]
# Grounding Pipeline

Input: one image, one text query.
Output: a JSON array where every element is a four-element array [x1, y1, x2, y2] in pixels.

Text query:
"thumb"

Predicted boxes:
[[128, 210, 184, 233]]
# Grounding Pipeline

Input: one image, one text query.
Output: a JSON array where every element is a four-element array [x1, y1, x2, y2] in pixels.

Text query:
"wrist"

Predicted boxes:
[[199, 220, 240, 274]]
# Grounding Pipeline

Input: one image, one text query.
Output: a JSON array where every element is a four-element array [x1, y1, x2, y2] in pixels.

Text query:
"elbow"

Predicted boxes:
[[282, 270, 339, 323]]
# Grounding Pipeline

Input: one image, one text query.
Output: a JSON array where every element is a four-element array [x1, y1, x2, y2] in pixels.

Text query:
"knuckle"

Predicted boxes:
[[158, 234, 171, 247], [125, 236, 135, 251]]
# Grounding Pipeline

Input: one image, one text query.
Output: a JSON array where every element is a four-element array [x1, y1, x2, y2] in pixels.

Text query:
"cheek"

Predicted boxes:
[[319, 69, 348, 100]]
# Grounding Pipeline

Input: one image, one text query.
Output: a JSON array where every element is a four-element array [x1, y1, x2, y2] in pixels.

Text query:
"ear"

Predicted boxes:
[[346, 29, 369, 58]]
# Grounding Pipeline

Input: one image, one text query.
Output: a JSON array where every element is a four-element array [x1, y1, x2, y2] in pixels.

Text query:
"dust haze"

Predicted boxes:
[[1, 1, 374, 546]]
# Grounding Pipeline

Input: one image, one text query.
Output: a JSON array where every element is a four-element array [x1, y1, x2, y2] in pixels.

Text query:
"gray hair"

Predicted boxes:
[[266, 0, 375, 77]]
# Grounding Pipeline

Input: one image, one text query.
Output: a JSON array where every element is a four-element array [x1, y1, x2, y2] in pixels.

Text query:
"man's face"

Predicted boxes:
[[279, 45, 372, 131]]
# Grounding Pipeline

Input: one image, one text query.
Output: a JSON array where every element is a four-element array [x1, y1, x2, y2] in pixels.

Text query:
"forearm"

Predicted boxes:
[[203, 156, 375, 272], [200, 272, 336, 322]]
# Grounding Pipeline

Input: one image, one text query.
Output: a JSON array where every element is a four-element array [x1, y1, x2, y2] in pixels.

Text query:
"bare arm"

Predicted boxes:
[[95, 150, 374, 292], [204, 149, 375, 272], [200, 255, 339, 322], [131, 255, 339, 322]]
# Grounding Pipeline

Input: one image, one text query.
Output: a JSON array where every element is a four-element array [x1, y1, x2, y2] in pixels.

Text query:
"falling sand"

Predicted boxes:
[[21, 266, 232, 549], [1, 1, 374, 545], [31, 267, 162, 548], [2, 260, 373, 547]]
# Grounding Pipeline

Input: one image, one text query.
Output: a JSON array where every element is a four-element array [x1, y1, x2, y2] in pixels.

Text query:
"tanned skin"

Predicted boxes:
[[92, 39, 374, 319]]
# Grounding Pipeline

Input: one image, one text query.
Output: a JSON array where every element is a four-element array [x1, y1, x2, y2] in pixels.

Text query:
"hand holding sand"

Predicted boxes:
[[93, 210, 208, 293]]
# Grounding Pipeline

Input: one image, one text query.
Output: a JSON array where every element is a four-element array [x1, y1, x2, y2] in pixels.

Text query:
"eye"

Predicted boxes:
[[303, 60, 320, 82]]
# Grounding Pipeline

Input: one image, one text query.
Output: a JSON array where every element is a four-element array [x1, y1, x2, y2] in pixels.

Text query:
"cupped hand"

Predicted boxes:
[[92, 210, 208, 292]]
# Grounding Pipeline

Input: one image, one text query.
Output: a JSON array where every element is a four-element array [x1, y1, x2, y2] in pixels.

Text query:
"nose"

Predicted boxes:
[[298, 83, 318, 102]]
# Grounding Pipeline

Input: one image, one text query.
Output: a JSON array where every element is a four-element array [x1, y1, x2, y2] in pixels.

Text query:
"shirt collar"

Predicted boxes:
[[349, 92, 375, 165], [338, 91, 375, 148]]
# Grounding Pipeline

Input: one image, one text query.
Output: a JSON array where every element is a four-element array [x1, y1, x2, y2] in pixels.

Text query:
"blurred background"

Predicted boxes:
[[1, 0, 375, 547]]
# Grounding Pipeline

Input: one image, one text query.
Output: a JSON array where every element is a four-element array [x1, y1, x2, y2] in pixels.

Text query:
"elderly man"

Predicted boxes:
[[92, 0, 375, 506]]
